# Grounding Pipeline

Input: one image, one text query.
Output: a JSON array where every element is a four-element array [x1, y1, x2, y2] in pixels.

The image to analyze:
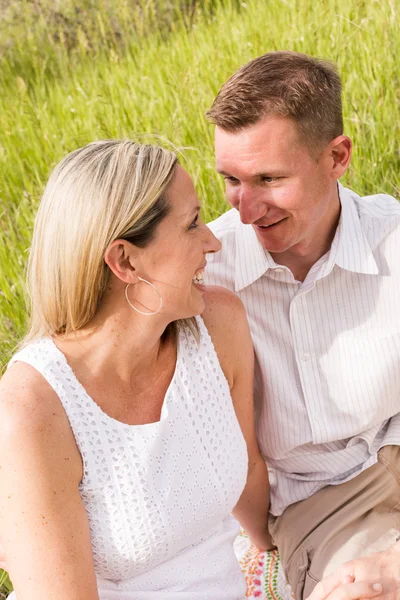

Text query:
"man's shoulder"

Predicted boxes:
[[341, 187, 400, 277], [352, 188, 400, 220], [349, 188, 400, 250]]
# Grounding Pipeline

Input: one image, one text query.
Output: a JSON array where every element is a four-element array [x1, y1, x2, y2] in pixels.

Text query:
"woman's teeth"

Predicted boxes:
[[192, 269, 205, 284]]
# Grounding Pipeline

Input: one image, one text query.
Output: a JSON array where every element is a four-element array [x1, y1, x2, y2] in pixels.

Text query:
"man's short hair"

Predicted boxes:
[[206, 50, 343, 155]]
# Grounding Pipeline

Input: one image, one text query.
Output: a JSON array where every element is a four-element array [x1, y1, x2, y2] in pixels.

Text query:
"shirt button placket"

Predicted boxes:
[[290, 294, 321, 429]]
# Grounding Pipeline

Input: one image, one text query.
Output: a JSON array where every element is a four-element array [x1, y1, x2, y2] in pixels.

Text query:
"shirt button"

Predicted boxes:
[[275, 267, 284, 273], [301, 353, 310, 362]]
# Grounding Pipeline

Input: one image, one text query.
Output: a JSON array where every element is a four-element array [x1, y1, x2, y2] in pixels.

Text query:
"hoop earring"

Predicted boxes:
[[125, 277, 163, 316]]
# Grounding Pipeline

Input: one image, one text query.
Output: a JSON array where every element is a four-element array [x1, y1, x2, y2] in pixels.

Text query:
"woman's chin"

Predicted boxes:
[[192, 282, 207, 293], [185, 296, 206, 319], [168, 289, 207, 322]]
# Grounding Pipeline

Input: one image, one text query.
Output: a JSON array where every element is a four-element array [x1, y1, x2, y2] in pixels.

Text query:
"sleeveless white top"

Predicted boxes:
[[8, 316, 248, 599]]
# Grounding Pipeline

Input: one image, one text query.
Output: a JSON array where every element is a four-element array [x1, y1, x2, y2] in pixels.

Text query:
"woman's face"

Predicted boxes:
[[134, 166, 221, 320]]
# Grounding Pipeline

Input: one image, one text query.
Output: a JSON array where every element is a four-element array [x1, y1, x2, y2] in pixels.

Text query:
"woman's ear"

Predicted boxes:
[[104, 239, 140, 284]]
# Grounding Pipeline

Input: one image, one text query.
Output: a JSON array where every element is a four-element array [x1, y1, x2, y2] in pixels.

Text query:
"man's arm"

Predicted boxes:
[[307, 542, 400, 600]]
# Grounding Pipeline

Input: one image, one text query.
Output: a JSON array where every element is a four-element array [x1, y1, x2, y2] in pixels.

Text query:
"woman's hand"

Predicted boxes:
[[250, 525, 276, 553]]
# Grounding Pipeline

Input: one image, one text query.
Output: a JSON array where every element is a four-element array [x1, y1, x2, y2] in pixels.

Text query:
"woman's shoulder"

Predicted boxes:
[[201, 286, 251, 388], [0, 358, 68, 444], [202, 285, 246, 323], [0, 357, 83, 481]]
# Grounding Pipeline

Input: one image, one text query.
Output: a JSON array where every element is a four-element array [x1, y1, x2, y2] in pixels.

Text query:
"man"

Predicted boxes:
[[205, 51, 400, 600]]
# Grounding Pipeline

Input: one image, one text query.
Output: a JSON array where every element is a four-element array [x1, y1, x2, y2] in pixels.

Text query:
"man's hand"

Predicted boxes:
[[306, 543, 400, 600]]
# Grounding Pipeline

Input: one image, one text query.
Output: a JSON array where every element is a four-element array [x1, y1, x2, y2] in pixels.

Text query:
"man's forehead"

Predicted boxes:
[[215, 146, 301, 179], [215, 117, 299, 146], [215, 121, 305, 173], [215, 154, 264, 174], [215, 128, 266, 165], [214, 125, 259, 147]]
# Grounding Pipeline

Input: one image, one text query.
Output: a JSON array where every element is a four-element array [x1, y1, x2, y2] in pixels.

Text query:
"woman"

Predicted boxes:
[[0, 140, 272, 600]]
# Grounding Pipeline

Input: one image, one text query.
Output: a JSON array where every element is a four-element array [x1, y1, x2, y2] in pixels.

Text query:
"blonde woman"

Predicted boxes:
[[0, 141, 272, 600]]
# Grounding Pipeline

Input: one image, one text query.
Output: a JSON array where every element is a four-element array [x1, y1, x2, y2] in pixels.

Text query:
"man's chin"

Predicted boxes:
[[253, 230, 290, 254], [252, 223, 291, 253]]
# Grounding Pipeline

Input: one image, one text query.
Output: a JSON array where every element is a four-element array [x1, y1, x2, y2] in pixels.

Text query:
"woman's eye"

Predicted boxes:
[[189, 215, 199, 229]]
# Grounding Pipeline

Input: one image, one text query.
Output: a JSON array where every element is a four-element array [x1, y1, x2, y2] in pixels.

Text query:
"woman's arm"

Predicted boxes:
[[203, 286, 274, 550], [0, 362, 100, 600]]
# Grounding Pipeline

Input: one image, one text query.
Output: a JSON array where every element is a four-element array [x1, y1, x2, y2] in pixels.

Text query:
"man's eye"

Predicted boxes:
[[189, 215, 199, 229], [224, 176, 239, 184], [262, 176, 278, 183]]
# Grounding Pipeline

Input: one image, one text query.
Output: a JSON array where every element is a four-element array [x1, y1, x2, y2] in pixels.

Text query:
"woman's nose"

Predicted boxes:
[[205, 225, 222, 254]]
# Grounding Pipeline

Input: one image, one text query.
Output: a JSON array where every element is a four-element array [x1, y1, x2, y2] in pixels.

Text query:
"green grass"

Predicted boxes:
[[0, 568, 12, 598], [1, 0, 400, 366], [1, 0, 400, 592]]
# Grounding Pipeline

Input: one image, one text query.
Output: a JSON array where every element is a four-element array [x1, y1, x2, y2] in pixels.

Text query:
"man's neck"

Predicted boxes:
[[270, 189, 341, 283], [274, 252, 327, 283]]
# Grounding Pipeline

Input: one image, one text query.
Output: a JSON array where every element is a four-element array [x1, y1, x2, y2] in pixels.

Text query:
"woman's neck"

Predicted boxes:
[[55, 309, 173, 384]]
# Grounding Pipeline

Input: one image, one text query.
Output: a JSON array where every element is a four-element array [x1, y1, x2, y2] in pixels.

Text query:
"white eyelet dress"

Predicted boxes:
[[8, 316, 248, 599]]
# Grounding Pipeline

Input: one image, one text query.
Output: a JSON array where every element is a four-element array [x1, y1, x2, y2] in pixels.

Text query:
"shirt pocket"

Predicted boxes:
[[317, 331, 400, 441]]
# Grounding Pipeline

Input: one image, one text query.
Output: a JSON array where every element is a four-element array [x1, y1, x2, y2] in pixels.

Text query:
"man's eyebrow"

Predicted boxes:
[[217, 169, 282, 178]]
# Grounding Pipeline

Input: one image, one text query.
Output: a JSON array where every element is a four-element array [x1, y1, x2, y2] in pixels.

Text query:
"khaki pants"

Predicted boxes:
[[269, 445, 400, 600]]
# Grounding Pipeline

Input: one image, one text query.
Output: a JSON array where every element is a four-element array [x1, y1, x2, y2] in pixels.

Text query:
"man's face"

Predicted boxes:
[[215, 116, 339, 258]]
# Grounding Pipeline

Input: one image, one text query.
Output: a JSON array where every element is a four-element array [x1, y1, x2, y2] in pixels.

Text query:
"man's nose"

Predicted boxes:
[[237, 188, 265, 225]]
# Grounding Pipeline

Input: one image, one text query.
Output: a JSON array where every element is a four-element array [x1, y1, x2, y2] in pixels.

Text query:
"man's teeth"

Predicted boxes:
[[193, 270, 205, 284], [260, 218, 285, 228]]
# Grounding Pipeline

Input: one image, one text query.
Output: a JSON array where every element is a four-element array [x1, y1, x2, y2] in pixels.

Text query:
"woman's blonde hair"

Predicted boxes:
[[24, 139, 197, 344]]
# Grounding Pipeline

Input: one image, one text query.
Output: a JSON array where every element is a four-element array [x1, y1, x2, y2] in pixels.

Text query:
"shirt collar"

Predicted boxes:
[[333, 183, 379, 275], [234, 183, 379, 292], [234, 217, 272, 292]]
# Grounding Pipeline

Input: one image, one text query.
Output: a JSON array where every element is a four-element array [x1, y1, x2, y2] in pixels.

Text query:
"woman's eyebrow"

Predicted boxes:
[[179, 205, 201, 218]]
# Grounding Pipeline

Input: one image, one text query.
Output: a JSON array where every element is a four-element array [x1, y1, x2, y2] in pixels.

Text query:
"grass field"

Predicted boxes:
[[0, 0, 400, 594]]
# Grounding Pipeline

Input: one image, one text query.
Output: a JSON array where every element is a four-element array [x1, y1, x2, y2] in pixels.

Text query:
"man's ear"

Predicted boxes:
[[328, 135, 352, 179], [104, 239, 141, 284]]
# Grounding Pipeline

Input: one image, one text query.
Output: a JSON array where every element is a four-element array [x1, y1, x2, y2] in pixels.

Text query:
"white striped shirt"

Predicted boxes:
[[206, 184, 400, 516]]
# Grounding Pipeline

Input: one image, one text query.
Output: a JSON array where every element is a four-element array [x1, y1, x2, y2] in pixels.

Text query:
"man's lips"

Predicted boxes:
[[255, 217, 288, 229]]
